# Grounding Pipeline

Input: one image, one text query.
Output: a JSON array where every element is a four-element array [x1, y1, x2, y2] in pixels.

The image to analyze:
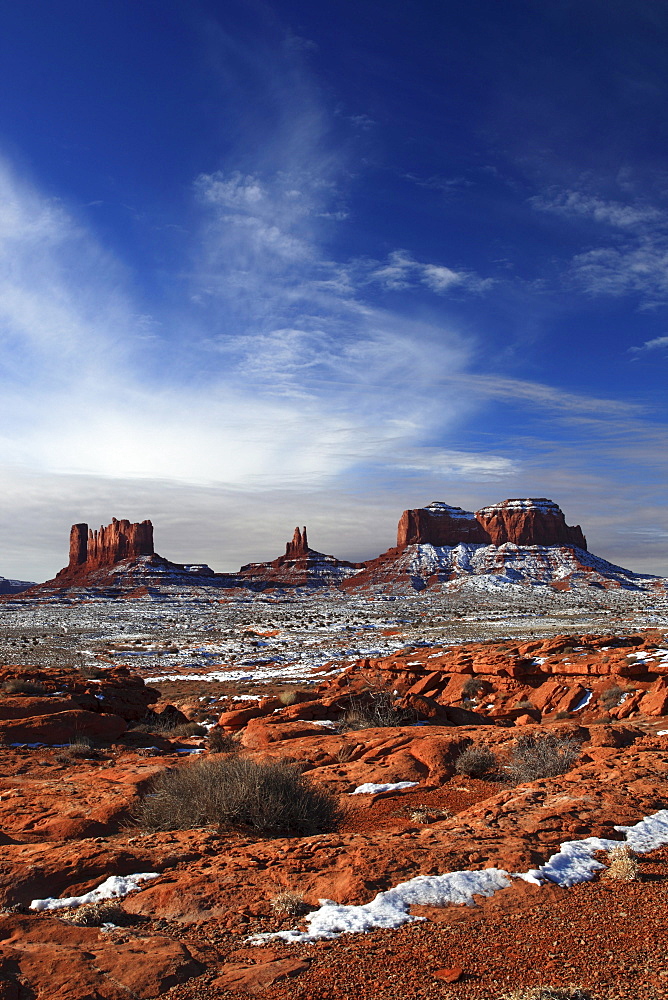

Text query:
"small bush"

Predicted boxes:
[[2, 679, 47, 696], [506, 732, 581, 784], [77, 664, 108, 680], [603, 843, 639, 881], [269, 890, 306, 916], [554, 711, 572, 720], [461, 677, 485, 700], [599, 685, 624, 710], [136, 756, 342, 836], [454, 744, 498, 778], [514, 699, 535, 711], [208, 728, 239, 754], [131, 716, 205, 739], [60, 901, 132, 927], [342, 691, 414, 730]]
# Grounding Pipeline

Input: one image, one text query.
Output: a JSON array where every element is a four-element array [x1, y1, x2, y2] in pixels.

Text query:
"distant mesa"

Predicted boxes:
[[0, 575, 35, 595], [397, 498, 587, 550], [6, 498, 663, 601]]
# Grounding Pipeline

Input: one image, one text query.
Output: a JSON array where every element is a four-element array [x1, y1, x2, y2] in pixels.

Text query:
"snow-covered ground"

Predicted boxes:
[[1, 586, 667, 690]]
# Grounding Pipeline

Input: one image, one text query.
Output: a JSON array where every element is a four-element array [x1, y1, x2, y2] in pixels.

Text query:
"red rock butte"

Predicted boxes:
[[68, 518, 155, 570], [397, 498, 587, 550]]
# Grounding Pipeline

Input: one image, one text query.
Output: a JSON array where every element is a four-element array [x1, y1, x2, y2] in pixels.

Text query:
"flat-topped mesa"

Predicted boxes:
[[284, 526, 309, 560], [68, 518, 154, 570], [475, 498, 587, 549], [397, 498, 587, 550], [397, 502, 489, 547]]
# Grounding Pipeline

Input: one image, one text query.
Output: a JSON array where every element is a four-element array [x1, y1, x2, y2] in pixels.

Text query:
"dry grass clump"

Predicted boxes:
[[408, 804, 452, 824], [341, 691, 414, 730], [60, 901, 132, 927], [278, 690, 299, 707], [207, 728, 239, 753], [501, 989, 594, 1000], [136, 756, 342, 836], [269, 890, 307, 917], [506, 732, 581, 784], [454, 743, 498, 778], [602, 843, 640, 881], [2, 678, 47, 696], [55, 737, 104, 762]]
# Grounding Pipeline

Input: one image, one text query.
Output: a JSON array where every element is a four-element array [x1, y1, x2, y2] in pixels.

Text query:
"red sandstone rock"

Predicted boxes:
[[67, 518, 154, 571], [397, 503, 489, 547], [395, 497, 587, 551], [212, 958, 310, 993], [284, 526, 309, 559], [474, 498, 587, 548]]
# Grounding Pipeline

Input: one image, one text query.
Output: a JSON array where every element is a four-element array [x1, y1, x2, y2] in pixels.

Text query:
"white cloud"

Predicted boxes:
[[368, 250, 492, 295], [531, 186, 668, 306], [630, 335, 668, 353], [531, 190, 662, 230]]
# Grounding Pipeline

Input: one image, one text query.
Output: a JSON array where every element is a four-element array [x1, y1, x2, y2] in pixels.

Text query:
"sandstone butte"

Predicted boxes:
[[396, 498, 587, 550], [2, 628, 668, 998], [10, 496, 661, 601]]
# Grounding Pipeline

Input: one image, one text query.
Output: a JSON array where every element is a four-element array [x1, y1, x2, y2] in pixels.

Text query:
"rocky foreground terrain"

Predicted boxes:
[[2, 500, 668, 999], [2, 596, 668, 999]]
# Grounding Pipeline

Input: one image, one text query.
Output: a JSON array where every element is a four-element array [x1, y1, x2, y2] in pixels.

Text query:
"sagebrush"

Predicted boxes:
[[454, 743, 498, 778], [136, 756, 342, 836], [506, 732, 581, 783]]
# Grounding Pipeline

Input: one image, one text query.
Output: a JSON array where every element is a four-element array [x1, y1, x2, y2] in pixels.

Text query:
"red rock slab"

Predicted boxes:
[[0, 915, 202, 999], [0, 751, 163, 844], [0, 710, 127, 746], [211, 957, 311, 994], [433, 965, 464, 983]]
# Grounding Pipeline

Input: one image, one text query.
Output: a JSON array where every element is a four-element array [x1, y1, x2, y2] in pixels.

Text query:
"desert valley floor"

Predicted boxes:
[[2, 578, 668, 1000]]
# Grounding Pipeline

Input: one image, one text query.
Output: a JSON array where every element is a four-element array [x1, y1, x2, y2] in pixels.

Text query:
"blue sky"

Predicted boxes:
[[0, 0, 666, 580]]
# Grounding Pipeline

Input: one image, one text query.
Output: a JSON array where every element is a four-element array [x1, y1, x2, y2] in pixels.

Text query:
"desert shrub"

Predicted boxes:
[[342, 690, 414, 730], [461, 677, 485, 700], [77, 664, 108, 680], [278, 690, 299, 707], [501, 989, 594, 1000], [599, 685, 624, 710], [269, 890, 306, 916], [208, 728, 239, 753], [454, 743, 498, 778], [136, 756, 342, 836], [131, 716, 205, 739], [2, 679, 47, 696], [506, 732, 581, 784], [60, 901, 132, 927], [514, 699, 535, 711], [554, 711, 572, 720], [335, 743, 357, 764], [603, 843, 639, 881]]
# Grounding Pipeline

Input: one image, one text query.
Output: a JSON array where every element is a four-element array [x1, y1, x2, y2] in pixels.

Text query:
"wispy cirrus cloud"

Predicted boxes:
[[531, 186, 668, 306], [629, 334, 668, 354], [366, 249, 493, 294]]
